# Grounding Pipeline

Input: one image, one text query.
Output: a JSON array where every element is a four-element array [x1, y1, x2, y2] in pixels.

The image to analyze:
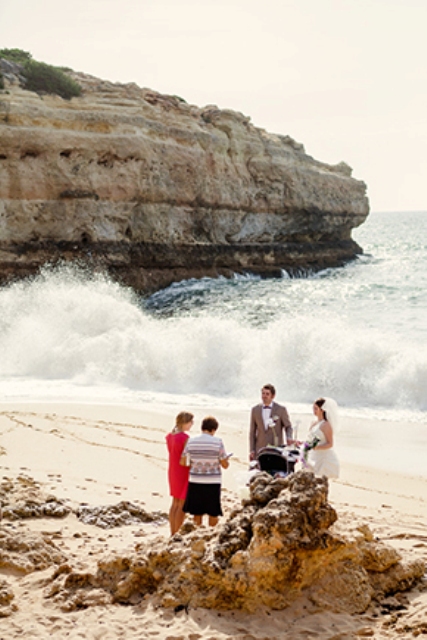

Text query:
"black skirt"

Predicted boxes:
[[183, 482, 223, 517]]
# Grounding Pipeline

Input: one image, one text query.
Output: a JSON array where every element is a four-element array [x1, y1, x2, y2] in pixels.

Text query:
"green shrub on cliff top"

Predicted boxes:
[[0, 48, 81, 99], [24, 60, 81, 99], [0, 48, 32, 64]]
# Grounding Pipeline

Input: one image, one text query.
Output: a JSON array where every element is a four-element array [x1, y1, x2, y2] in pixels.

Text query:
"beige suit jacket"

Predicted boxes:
[[249, 401, 292, 457]]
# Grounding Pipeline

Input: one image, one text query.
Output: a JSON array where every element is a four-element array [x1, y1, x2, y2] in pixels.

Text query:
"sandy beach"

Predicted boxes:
[[0, 400, 426, 639]]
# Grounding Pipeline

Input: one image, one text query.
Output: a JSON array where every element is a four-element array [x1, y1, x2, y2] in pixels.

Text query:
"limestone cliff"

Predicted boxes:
[[0, 65, 369, 293]]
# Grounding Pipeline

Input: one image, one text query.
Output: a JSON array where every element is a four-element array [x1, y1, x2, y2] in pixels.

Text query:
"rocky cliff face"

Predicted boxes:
[[0, 66, 369, 293]]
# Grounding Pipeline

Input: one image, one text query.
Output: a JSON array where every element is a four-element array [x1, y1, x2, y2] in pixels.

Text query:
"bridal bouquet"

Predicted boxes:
[[299, 436, 320, 467]]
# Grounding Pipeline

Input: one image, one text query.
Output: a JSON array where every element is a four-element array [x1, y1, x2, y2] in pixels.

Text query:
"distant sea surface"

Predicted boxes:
[[1, 210, 426, 427]]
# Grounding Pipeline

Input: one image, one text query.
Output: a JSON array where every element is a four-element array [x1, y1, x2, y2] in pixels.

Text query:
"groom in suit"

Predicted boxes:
[[249, 383, 293, 460]]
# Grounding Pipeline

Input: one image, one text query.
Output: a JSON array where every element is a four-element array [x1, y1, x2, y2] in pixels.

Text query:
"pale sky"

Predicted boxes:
[[1, 0, 426, 213]]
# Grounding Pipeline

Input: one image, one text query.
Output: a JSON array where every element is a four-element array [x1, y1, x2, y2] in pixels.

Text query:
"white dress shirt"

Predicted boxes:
[[262, 404, 273, 430]]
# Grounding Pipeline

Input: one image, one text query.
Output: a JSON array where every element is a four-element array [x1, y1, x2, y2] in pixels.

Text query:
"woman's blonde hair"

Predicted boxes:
[[174, 411, 194, 432]]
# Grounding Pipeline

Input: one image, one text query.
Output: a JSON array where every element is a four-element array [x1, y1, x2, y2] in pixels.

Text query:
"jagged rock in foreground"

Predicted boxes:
[[0, 66, 369, 292], [75, 501, 167, 529], [0, 524, 67, 617], [0, 477, 166, 527], [44, 472, 424, 614], [0, 578, 16, 618], [0, 474, 71, 520], [0, 528, 66, 575]]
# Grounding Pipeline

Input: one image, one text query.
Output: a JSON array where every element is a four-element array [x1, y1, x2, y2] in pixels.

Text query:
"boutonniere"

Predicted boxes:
[[268, 416, 280, 446]]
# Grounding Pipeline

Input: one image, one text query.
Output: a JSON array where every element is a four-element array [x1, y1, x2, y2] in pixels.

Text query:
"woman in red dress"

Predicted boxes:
[[166, 411, 194, 535]]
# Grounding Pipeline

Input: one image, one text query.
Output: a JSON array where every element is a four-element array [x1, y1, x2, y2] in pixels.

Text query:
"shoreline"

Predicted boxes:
[[2, 399, 427, 501]]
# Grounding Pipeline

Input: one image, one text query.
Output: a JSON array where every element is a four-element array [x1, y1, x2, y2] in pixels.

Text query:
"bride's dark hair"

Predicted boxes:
[[316, 397, 340, 432], [314, 397, 326, 418]]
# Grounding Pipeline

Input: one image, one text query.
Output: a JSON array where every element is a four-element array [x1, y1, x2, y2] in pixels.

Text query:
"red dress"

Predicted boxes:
[[166, 431, 190, 500]]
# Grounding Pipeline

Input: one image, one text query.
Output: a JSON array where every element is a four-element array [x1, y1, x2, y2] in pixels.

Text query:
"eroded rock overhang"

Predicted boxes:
[[0, 70, 369, 293]]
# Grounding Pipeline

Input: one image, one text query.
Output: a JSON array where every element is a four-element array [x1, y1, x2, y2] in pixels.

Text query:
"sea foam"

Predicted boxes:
[[1, 265, 426, 414]]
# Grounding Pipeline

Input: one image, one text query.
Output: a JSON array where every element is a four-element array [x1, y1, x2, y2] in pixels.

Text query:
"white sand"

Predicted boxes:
[[0, 401, 426, 639]]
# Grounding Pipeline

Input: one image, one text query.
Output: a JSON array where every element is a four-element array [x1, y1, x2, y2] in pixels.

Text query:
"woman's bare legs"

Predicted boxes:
[[193, 515, 218, 527], [169, 498, 186, 535]]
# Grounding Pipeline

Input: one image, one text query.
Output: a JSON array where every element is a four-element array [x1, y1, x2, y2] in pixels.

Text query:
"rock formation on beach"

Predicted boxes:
[[0, 469, 425, 634], [39, 472, 424, 615], [0, 474, 71, 520], [0, 474, 166, 527], [0, 59, 370, 293]]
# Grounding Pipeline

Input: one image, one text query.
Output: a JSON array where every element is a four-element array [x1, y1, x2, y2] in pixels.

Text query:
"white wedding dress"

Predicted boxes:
[[308, 420, 340, 479]]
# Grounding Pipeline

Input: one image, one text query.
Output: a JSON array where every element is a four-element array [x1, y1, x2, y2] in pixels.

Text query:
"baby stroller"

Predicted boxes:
[[236, 447, 300, 499], [257, 445, 299, 477]]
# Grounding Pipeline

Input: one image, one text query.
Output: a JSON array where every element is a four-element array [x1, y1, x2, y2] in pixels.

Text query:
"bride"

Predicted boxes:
[[307, 397, 340, 479]]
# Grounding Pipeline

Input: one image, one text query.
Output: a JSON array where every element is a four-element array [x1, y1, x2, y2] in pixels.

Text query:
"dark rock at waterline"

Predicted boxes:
[[0, 66, 369, 293]]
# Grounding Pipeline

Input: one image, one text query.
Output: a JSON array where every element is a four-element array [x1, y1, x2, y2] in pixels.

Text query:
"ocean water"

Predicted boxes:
[[0, 211, 426, 429]]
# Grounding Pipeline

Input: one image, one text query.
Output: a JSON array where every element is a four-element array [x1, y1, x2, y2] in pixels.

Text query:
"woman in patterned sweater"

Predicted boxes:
[[181, 416, 230, 527]]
